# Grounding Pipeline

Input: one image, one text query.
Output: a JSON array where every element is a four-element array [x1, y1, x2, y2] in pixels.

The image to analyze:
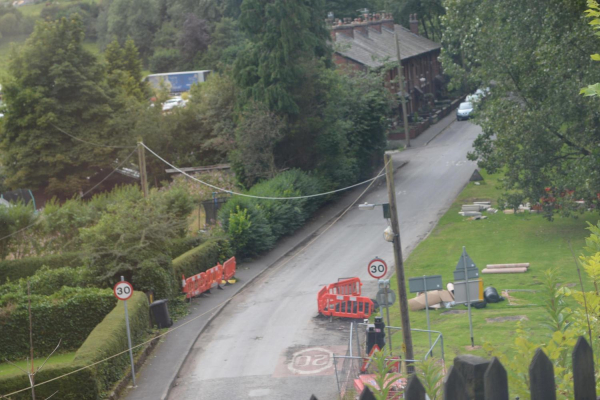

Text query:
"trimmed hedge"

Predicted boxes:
[[172, 237, 233, 278], [0, 252, 83, 284], [169, 235, 206, 259], [0, 287, 117, 360], [0, 362, 98, 400], [74, 291, 149, 394], [0, 292, 149, 399]]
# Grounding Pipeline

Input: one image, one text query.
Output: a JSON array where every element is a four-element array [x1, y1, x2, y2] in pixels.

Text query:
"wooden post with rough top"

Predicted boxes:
[[384, 151, 414, 373]]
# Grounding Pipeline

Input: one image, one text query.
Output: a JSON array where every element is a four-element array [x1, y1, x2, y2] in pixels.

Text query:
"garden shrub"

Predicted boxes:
[[172, 237, 233, 278], [74, 291, 149, 394], [0, 292, 149, 399], [0, 362, 98, 400], [0, 287, 117, 360], [218, 170, 325, 258], [0, 252, 83, 284], [131, 255, 178, 299], [169, 235, 206, 259], [0, 266, 92, 297]]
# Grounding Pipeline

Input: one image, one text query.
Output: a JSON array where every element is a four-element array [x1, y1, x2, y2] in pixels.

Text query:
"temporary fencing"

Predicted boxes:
[[182, 257, 236, 300], [333, 322, 446, 399], [317, 278, 374, 319]]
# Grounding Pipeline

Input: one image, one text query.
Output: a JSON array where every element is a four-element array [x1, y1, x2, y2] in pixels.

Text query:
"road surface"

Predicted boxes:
[[169, 120, 481, 399]]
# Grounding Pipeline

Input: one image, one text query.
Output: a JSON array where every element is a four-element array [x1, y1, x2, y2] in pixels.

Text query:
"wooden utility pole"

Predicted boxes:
[[395, 31, 411, 148], [384, 151, 414, 373], [137, 139, 148, 198]]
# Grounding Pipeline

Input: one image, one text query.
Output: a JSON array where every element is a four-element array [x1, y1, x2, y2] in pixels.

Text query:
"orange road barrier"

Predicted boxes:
[[222, 257, 237, 281], [182, 257, 237, 299], [318, 278, 374, 319]]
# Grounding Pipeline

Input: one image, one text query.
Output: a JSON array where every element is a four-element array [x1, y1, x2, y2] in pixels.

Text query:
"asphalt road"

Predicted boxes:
[[168, 120, 481, 400]]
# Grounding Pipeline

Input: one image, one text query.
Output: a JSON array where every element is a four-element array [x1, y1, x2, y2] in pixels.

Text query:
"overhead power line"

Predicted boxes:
[[51, 124, 137, 149], [141, 143, 386, 200], [1, 160, 389, 399]]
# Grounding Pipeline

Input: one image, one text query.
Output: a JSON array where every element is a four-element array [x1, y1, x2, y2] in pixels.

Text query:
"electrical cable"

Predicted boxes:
[[51, 124, 137, 149], [0, 148, 138, 243], [141, 143, 386, 200], [1, 160, 390, 398]]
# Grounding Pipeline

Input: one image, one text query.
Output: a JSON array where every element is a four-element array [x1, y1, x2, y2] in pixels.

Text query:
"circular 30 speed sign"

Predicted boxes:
[[113, 281, 134, 301], [367, 258, 388, 279]]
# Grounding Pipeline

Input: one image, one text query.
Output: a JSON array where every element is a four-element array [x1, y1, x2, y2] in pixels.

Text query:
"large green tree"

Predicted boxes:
[[442, 0, 600, 217], [0, 16, 134, 196], [233, 0, 331, 115]]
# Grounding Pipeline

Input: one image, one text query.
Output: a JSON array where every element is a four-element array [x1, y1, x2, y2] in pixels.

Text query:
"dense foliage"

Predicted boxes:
[[0, 292, 150, 399], [0, 16, 135, 197], [441, 0, 600, 218], [172, 237, 233, 278], [0, 286, 117, 359], [218, 170, 325, 258]]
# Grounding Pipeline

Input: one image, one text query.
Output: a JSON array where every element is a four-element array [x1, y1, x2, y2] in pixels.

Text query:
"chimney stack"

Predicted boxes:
[[409, 14, 419, 35]]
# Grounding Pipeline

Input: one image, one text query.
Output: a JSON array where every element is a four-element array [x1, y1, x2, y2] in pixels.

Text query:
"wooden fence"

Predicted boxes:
[[312, 336, 598, 400]]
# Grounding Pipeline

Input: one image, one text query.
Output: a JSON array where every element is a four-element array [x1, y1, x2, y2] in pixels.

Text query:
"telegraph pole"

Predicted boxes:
[[137, 139, 148, 198], [384, 151, 414, 373], [395, 31, 410, 148]]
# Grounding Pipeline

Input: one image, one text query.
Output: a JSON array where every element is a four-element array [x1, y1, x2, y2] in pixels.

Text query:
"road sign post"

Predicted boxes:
[[408, 274, 442, 356], [378, 279, 394, 356], [114, 277, 136, 387], [462, 247, 475, 347], [368, 258, 388, 279]]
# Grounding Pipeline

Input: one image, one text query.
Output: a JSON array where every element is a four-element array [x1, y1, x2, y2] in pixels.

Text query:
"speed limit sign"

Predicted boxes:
[[368, 258, 388, 279], [113, 281, 134, 301]]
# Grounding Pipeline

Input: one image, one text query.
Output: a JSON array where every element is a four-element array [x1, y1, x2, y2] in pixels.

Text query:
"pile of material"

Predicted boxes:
[[408, 290, 454, 311], [482, 263, 530, 274], [459, 201, 497, 217]]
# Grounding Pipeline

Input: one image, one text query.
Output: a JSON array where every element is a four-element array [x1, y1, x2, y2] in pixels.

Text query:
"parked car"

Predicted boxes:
[[456, 102, 474, 121], [162, 97, 185, 112]]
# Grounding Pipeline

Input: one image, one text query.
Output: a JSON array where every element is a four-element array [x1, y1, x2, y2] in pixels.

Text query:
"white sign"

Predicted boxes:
[[113, 281, 134, 301], [368, 258, 388, 279]]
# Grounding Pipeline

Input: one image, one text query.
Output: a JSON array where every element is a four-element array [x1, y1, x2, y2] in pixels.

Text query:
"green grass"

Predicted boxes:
[[385, 171, 599, 362], [0, 352, 76, 378]]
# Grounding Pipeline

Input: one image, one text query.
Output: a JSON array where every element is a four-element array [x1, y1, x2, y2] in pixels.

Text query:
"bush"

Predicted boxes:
[[0, 287, 117, 360], [218, 170, 325, 258], [169, 235, 206, 259], [74, 291, 149, 394], [0, 292, 149, 399], [0, 362, 98, 400], [0, 252, 83, 284], [0, 266, 92, 297], [172, 237, 233, 278], [131, 256, 178, 299]]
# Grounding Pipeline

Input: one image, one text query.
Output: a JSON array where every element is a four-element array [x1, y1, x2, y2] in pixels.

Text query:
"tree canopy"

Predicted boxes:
[[0, 16, 134, 196], [442, 0, 600, 217]]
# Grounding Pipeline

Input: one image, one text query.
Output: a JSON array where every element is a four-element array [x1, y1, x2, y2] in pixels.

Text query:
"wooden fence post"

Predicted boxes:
[[404, 374, 427, 400], [529, 348, 556, 400], [484, 357, 509, 400], [453, 355, 491, 400], [573, 336, 596, 400], [444, 366, 469, 400]]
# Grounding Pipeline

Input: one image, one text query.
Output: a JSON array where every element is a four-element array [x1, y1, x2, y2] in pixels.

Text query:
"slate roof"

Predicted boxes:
[[333, 24, 441, 68]]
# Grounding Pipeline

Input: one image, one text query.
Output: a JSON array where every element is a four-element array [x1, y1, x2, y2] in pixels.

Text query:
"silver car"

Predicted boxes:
[[456, 102, 474, 121]]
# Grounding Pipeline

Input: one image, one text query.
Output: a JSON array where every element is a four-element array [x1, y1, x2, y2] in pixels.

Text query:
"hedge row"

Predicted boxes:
[[0, 287, 117, 360], [169, 235, 206, 259], [0, 292, 149, 399], [218, 169, 326, 258], [0, 252, 83, 284], [172, 237, 233, 278], [73, 291, 150, 394]]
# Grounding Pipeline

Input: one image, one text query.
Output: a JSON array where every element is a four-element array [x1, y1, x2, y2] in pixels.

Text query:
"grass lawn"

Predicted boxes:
[[385, 171, 599, 362], [0, 352, 76, 378]]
